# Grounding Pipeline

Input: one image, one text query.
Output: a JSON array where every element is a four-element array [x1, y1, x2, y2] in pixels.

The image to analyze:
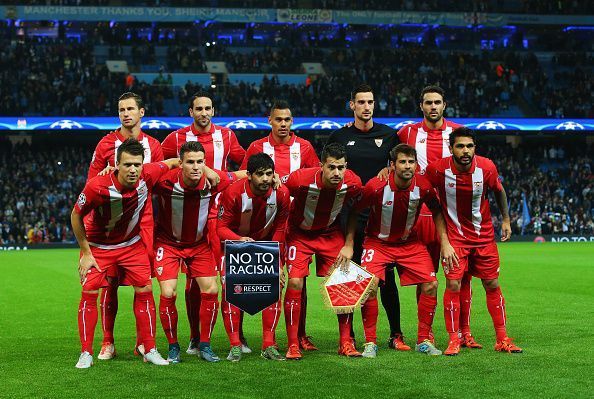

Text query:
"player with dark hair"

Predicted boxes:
[[72, 138, 179, 368], [326, 84, 406, 350], [241, 100, 320, 351], [86, 92, 164, 361], [161, 91, 247, 355], [283, 143, 363, 360], [217, 153, 291, 362], [425, 127, 523, 355]]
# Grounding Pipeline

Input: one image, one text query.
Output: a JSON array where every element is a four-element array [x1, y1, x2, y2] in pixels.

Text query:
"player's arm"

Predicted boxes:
[[87, 143, 106, 179], [70, 206, 101, 283], [493, 187, 511, 242], [433, 210, 459, 274], [160, 133, 178, 159], [216, 192, 250, 241], [228, 132, 247, 166]]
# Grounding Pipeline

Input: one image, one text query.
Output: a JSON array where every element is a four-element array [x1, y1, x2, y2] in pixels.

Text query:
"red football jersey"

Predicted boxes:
[[425, 155, 503, 247], [154, 169, 233, 246], [74, 162, 169, 248], [87, 129, 163, 179], [161, 123, 245, 170], [217, 178, 290, 242], [285, 168, 362, 232], [240, 133, 320, 180], [397, 119, 461, 173], [355, 172, 440, 243]]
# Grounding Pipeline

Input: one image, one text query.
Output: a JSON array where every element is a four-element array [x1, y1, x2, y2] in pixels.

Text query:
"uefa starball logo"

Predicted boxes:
[[555, 121, 585, 130], [140, 120, 171, 129], [49, 119, 84, 129], [225, 120, 258, 129], [393, 120, 416, 129], [475, 120, 508, 130], [310, 120, 342, 129]]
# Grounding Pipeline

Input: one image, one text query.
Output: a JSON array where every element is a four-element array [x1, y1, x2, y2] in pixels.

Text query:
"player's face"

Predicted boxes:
[[181, 151, 205, 186], [268, 108, 293, 140], [450, 136, 475, 167], [391, 153, 417, 181], [118, 99, 144, 131], [189, 97, 214, 129], [321, 156, 347, 188], [248, 167, 274, 195], [420, 92, 446, 124], [117, 152, 144, 186], [350, 92, 374, 122]]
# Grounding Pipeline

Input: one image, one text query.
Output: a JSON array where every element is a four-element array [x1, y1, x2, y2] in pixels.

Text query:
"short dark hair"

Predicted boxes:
[[271, 100, 290, 112], [179, 141, 205, 160], [419, 85, 446, 103], [116, 138, 145, 163], [389, 144, 417, 162], [188, 91, 214, 109], [350, 84, 374, 100], [449, 126, 476, 147], [247, 153, 275, 174], [118, 92, 144, 109], [321, 142, 347, 163]]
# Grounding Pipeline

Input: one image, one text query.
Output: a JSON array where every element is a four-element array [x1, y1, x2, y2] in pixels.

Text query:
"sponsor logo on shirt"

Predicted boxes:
[[347, 141, 355, 146], [474, 181, 483, 186], [308, 195, 319, 201]]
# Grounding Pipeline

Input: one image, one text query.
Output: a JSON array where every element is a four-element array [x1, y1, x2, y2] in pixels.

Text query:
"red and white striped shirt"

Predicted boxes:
[[74, 162, 169, 249], [87, 129, 163, 179], [161, 123, 245, 170], [217, 178, 290, 242], [426, 156, 503, 247], [355, 172, 440, 243], [397, 119, 461, 173], [154, 169, 233, 246], [240, 133, 320, 181], [285, 168, 362, 232]]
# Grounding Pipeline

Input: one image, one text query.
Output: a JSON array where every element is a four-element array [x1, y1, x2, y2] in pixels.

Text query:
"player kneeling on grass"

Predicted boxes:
[[217, 153, 291, 362], [153, 141, 238, 363], [71, 139, 181, 368], [337, 144, 457, 357], [425, 127, 522, 355]]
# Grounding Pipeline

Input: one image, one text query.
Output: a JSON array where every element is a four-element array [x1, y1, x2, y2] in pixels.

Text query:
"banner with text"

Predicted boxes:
[[322, 262, 377, 314], [224, 240, 280, 315]]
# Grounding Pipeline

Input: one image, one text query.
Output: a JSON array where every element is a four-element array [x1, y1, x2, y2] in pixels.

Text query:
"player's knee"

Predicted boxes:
[[160, 289, 177, 298], [446, 279, 461, 292], [482, 278, 499, 290], [422, 281, 438, 296], [288, 278, 303, 290], [134, 285, 153, 293], [82, 289, 99, 295]]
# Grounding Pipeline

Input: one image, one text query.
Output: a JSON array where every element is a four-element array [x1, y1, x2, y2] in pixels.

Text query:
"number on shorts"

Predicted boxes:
[[361, 249, 375, 263], [287, 245, 297, 261], [155, 247, 164, 262]]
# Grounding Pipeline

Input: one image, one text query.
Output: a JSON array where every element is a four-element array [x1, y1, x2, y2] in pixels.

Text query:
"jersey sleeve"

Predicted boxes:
[[302, 141, 320, 168], [240, 142, 258, 171], [87, 141, 106, 179], [346, 170, 363, 202], [421, 182, 441, 213], [216, 189, 242, 241], [161, 133, 179, 159], [142, 162, 170, 187], [353, 180, 376, 211], [283, 169, 301, 196], [73, 180, 102, 216], [213, 170, 236, 193], [151, 139, 164, 162], [485, 159, 504, 193], [228, 131, 246, 166], [396, 125, 410, 143], [424, 162, 440, 187]]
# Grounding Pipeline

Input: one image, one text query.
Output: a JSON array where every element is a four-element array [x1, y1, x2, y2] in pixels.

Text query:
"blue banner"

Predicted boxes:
[[0, 117, 592, 132]]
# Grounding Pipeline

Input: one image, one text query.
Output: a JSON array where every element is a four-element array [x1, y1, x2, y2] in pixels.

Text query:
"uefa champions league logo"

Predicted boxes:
[[555, 121, 585, 130], [475, 120, 508, 130], [225, 120, 258, 129], [141, 120, 171, 129], [393, 120, 416, 129], [310, 120, 342, 129], [49, 119, 84, 129]]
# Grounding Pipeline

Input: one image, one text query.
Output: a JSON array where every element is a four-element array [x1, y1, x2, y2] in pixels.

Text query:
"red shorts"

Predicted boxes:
[[361, 237, 437, 285], [106, 217, 154, 279], [82, 240, 152, 290], [154, 240, 217, 281], [207, 218, 224, 271], [445, 241, 500, 280], [286, 227, 344, 278]]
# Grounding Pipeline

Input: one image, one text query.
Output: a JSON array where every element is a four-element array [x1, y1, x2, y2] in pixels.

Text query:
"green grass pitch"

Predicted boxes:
[[1, 243, 593, 399]]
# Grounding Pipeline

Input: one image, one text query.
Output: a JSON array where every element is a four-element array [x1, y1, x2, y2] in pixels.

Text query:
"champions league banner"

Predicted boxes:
[[224, 241, 280, 316]]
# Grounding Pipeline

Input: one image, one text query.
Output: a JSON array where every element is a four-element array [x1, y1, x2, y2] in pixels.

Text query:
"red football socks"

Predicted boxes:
[[99, 284, 118, 344], [361, 297, 378, 344], [185, 277, 201, 341], [417, 293, 437, 343], [159, 295, 178, 345], [337, 313, 353, 343], [133, 291, 157, 352], [78, 292, 98, 354], [199, 293, 219, 344], [221, 291, 241, 347], [443, 289, 461, 341], [459, 273, 473, 335], [486, 286, 508, 341], [262, 300, 282, 349], [298, 278, 308, 338], [284, 288, 302, 347]]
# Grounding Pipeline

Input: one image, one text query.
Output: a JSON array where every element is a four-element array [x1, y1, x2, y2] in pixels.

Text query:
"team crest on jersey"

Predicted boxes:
[[419, 138, 426, 143], [374, 139, 383, 147], [281, 175, 289, 184], [291, 152, 300, 160], [309, 195, 319, 201], [156, 267, 163, 276], [214, 140, 223, 148], [77, 193, 86, 208], [384, 201, 393, 206], [137, 183, 148, 196], [448, 183, 455, 188], [474, 181, 483, 186]]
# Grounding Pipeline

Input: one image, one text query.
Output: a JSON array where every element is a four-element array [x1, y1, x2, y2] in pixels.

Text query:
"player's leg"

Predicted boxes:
[[360, 281, 380, 359], [298, 277, 317, 351], [261, 299, 285, 361], [442, 246, 469, 356], [98, 274, 118, 360], [184, 274, 201, 355], [219, 261, 242, 362], [194, 275, 221, 362], [459, 272, 482, 348], [415, 280, 441, 355]]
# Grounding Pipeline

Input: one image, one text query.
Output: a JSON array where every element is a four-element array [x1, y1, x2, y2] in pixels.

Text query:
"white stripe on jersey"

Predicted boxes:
[[263, 141, 275, 162], [171, 182, 185, 240], [471, 166, 484, 235], [442, 127, 453, 159], [212, 129, 224, 170], [289, 141, 301, 173], [195, 190, 211, 241], [239, 192, 253, 236], [106, 184, 123, 233], [328, 183, 348, 227], [262, 190, 278, 238], [445, 168, 464, 236], [378, 185, 395, 240], [125, 181, 148, 237], [402, 186, 421, 240], [416, 129, 429, 171], [300, 184, 319, 230]]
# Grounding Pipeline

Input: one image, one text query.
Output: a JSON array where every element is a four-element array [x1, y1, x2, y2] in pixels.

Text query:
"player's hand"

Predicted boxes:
[[336, 245, 353, 272], [377, 167, 390, 181], [272, 172, 281, 189], [501, 220, 512, 242], [98, 166, 115, 176], [78, 253, 102, 284], [238, 236, 255, 242], [204, 167, 221, 186], [279, 269, 287, 288], [440, 242, 459, 275]]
